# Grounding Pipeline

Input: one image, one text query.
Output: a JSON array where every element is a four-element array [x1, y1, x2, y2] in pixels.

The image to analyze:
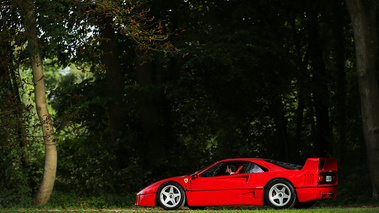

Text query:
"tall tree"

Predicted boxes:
[[306, 1, 332, 157], [99, 14, 126, 170], [332, 0, 348, 161], [346, 0, 379, 201], [22, 0, 57, 206]]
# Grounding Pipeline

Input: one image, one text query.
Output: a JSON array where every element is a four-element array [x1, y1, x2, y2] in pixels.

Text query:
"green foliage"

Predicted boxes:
[[332, 166, 373, 205], [0, 150, 33, 208], [0, 61, 41, 209]]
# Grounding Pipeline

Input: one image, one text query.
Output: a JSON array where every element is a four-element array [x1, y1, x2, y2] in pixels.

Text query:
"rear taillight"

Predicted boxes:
[[318, 172, 337, 184]]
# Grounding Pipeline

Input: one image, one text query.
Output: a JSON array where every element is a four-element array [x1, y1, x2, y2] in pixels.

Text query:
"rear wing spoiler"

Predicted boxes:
[[302, 157, 338, 171]]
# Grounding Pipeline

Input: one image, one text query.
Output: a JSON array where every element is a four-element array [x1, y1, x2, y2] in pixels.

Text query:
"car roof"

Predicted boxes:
[[217, 158, 303, 170]]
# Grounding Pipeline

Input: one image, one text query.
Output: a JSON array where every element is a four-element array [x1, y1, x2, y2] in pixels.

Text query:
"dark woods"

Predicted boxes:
[[0, 0, 377, 207]]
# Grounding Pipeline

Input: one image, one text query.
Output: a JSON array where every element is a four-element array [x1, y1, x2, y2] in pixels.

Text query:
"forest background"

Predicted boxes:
[[1, 0, 379, 208]]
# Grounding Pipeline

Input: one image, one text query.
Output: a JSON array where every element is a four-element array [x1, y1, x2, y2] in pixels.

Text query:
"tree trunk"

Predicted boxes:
[[135, 54, 163, 169], [9, 66, 30, 168], [332, 0, 347, 161], [346, 0, 379, 201], [23, 0, 57, 206], [307, 3, 332, 157], [134, 49, 174, 175], [99, 15, 127, 171], [290, 14, 309, 160], [272, 97, 288, 161], [100, 16, 125, 140]]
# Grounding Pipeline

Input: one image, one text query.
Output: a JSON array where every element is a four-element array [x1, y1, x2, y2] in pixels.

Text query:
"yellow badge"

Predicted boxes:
[[184, 178, 188, 183]]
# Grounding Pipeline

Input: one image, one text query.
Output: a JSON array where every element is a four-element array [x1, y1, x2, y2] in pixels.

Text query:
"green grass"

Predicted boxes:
[[0, 207, 379, 213]]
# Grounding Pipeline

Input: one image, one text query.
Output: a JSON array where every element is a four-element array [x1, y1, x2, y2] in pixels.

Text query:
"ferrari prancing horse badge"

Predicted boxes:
[[184, 178, 188, 183]]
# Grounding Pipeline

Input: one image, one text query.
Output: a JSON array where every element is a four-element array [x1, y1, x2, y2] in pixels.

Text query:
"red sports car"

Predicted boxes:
[[135, 158, 338, 210]]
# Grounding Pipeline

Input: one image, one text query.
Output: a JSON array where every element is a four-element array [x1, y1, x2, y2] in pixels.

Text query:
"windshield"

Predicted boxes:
[[192, 162, 217, 176]]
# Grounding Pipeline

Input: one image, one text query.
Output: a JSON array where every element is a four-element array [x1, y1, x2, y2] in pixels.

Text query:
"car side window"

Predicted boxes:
[[199, 161, 248, 177], [241, 162, 268, 174]]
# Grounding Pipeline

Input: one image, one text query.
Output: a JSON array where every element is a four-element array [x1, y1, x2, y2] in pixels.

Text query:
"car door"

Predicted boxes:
[[189, 161, 254, 206], [238, 161, 270, 206]]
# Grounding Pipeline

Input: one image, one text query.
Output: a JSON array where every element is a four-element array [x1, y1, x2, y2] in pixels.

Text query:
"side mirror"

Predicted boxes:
[[192, 171, 199, 179]]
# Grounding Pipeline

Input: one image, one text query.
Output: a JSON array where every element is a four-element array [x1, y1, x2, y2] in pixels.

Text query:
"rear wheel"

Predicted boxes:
[[157, 182, 186, 210], [264, 179, 297, 209]]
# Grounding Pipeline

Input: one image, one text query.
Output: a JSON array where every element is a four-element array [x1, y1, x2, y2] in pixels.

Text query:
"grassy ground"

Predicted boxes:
[[1, 207, 379, 213]]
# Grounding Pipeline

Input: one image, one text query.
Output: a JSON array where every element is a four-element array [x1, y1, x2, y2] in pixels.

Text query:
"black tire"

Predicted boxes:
[[157, 182, 186, 210], [264, 179, 297, 209]]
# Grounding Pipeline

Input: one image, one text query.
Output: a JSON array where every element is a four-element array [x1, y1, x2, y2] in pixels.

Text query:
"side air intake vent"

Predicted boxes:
[[304, 174, 315, 184]]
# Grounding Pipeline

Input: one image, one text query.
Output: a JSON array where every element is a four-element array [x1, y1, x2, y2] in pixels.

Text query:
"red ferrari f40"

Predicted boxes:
[[135, 158, 338, 210]]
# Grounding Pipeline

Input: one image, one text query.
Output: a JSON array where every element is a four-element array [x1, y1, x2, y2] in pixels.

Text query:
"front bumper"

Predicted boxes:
[[135, 193, 156, 207]]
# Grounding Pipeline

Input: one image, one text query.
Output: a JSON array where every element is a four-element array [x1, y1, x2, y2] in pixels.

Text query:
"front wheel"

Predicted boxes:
[[264, 179, 297, 209], [157, 182, 186, 210]]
